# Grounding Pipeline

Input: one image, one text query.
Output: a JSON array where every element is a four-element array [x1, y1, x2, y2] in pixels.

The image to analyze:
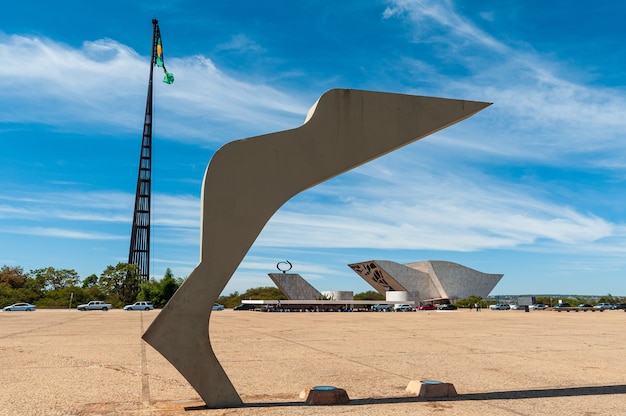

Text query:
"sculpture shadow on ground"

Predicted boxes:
[[182, 384, 626, 410]]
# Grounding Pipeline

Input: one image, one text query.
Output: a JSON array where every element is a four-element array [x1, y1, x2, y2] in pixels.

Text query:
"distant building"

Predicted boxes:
[[348, 260, 503, 305], [268, 273, 324, 300]]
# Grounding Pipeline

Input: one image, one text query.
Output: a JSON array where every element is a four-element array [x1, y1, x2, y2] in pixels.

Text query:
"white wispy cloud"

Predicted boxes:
[[0, 191, 132, 222], [2, 226, 125, 240], [0, 190, 199, 241], [383, 0, 626, 162], [383, 0, 507, 52], [254, 155, 615, 253], [0, 33, 308, 143], [216, 34, 266, 54], [152, 193, 199, 228]]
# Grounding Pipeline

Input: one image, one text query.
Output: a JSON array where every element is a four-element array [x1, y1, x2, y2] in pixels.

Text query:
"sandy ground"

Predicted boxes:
[[0, 308, 625, 415]]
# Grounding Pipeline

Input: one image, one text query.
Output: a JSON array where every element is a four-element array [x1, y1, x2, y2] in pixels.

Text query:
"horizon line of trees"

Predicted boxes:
[[3, 263, 624, 310], [0, 264, 183, 309]]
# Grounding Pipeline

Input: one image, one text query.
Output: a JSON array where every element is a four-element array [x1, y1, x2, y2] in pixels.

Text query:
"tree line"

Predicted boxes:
[[1, 265, 386, 310], [4, 263, 622, 310], [0, 264, 183, 309]]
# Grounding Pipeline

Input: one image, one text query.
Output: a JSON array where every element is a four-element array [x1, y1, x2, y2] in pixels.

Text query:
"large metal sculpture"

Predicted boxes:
[[143, 89, 490, 407]]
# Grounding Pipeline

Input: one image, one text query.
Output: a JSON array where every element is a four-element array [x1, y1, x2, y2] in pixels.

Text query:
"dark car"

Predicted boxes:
[[233, 304, 257, 311], [437, 304, 457, 311], [612, 303, 626, 310]]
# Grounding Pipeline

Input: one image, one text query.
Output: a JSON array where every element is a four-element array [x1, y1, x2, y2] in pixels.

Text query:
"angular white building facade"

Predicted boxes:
[[268, 272, 322, 299], [348, 260, 503, 305]]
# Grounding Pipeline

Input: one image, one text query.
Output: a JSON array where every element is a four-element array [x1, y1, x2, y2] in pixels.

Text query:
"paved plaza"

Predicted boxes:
[[1, 308, 625, 415]]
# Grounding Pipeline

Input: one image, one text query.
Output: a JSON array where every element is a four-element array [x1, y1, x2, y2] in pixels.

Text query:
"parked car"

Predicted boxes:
[[529, 304, 548, 310], [593, 303, 613, 310], [612, 303, 626, 310], [394, 304, 414, 312], [371, 304, 394, 312], [124, 301, 154, 311], [418, 304, 436, 311], [233, 304, 257, 311], [212, 303, 225, 311], [437, 304, 457, 310], [553, 302, 571, 310], [576, 303, 593, 309], [2, 302, 36, 312], [77, 301, 112, 311], [489, 304, 511, 310]]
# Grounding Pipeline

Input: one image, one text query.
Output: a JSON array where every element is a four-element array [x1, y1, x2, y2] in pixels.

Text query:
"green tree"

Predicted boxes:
[[99, 263, 141, 305], [354, 290, 385, 300], [535, 296, 552, 306], [218, 286, 285, 308], [598, 293, 618, 305], [455, 295, 486, 309], [160, 276, 180, 301], [241, 286, 285, 300], [30, 267, 80, 292], [138, 280, 158, 304], [37, 286, 97, 309], [137, 269, 184, 308], [163, 267, 174, 279], [0, 285, 34, 307], [82, 274, 98, 288], [218, 291, 241, 308], [0, 265, 28, 289]]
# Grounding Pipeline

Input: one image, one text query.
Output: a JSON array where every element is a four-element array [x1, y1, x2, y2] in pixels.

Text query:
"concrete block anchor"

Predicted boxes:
[[302, 386, 350, 405], [406, 380, 457, 398]]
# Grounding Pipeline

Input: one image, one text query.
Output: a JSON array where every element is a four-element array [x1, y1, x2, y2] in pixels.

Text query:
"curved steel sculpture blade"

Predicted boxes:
[[143, 89, 490, 408]]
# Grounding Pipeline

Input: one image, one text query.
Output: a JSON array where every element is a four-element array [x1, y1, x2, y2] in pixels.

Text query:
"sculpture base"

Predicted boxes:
[[303, 386, 350, 405], [406, 380, 457, 398]]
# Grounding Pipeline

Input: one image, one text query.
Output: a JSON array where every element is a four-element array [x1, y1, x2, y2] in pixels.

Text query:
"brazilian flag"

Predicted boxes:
[[155, 27, 174, 84]]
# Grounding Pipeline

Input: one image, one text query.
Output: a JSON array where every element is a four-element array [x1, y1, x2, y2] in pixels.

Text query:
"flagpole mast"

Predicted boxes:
[[128, 19, 158, 283]]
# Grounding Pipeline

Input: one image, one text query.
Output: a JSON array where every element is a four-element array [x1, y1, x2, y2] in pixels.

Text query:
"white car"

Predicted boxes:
[[593, 303, 613, 310], [489, 304, 510, 310], [3, 302, 36, 311], [124, 301, 154, 311], [77, 301, 112, 311], [529, 304, 548, 310], [394, 304, 414, 312]]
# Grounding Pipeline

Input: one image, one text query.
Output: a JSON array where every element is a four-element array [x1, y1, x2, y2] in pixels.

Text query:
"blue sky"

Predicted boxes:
[[2, 0, 626, 297]]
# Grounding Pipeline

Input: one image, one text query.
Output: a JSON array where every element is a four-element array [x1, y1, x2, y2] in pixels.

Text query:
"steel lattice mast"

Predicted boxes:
[[128, 19, 159, 282]]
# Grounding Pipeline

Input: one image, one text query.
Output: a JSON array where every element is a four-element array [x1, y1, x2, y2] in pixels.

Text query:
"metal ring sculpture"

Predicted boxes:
[[277, 260, 292, 273]]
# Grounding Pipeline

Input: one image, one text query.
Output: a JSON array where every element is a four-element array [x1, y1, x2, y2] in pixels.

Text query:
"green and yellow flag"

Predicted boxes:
[[155, 26, 174, 84]]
